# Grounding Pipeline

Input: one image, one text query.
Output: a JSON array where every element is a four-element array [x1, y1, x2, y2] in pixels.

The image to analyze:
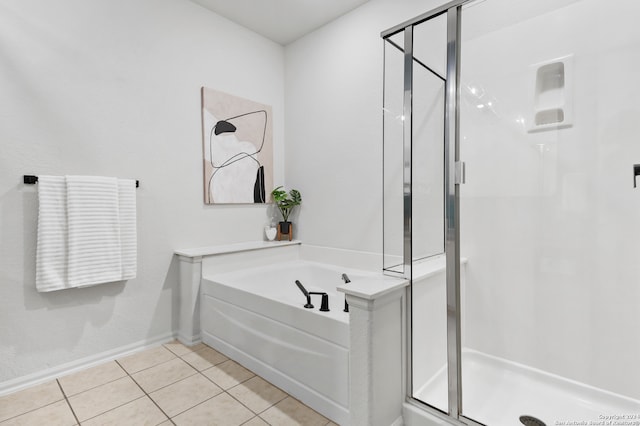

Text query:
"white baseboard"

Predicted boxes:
[[391, 415, 405, 426], [177, 333, 202, 347], [0, 332, 176, 397]]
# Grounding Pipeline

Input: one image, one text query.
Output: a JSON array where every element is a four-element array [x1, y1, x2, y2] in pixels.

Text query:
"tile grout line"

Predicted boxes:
[[0, 397, 70, 424], [56, 379, 81, 425], [57, 371, 127, 401], [115, 359, 176, 426], [154, 342, 275, 424], [78, 395, 151, 425], [175, 344, 302, 426], [239, 414, 271, 426], [225, 379, 289, 418], [177, 347, 300, 425], [161, 353, 242, 420], [120, 348, 203, 417], [170, 377, 286, 426], [63, 344, 180, 424], [163, 390, 219, 421], [113, 345, 230, 422], [120, 350, 179, 376], [163, 343, 208, 358], [164, 350, 259, 422], [224, 387, 266, 419], [59, 354, 175, 425]]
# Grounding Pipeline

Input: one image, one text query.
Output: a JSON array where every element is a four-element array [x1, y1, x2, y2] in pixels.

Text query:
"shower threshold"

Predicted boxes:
[[415, 349, 640, 426]]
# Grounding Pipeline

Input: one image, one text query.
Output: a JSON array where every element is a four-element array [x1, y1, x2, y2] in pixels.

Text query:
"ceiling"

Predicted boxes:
[[190, 0, 371, 45]]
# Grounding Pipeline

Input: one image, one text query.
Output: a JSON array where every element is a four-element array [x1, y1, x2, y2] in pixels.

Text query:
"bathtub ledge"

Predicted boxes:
[[337, 275, 408, 301], [175, 240, 301, 258]]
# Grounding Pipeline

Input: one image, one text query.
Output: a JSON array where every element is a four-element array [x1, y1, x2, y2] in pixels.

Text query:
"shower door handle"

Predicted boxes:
[[634, 164, 640, 188], [455, 161, 466, 185]]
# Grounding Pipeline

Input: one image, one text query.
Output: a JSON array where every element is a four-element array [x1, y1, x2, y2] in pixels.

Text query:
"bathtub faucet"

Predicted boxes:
[[294, 280, 330, 311], [295, 280, 314, 308], [308, 292, 330, 312], [341, 274, 351, 313]]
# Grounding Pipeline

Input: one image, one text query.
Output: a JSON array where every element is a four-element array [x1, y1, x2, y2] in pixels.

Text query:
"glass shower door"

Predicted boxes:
[[459, 0, 640, 424]]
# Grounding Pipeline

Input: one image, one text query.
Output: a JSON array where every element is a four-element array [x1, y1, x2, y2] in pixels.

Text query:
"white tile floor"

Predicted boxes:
[[0, 341, 338, 425]]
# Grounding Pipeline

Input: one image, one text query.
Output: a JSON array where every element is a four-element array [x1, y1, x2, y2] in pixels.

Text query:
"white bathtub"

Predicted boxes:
[[201, 260, 372, 425]]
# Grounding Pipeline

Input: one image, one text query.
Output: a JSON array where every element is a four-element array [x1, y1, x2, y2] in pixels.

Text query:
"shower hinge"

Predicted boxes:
[[455, 161, 466, 185]]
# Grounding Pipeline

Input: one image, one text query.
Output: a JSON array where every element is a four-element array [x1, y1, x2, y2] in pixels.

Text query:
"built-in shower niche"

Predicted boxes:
[[528, 55, 573, 132]]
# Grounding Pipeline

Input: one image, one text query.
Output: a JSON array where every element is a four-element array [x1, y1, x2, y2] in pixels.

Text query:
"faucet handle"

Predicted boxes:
[[320, 294, 330, 312]]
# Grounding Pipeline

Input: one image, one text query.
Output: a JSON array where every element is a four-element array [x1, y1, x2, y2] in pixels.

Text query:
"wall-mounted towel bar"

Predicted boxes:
[[23, 175, 139, 188]]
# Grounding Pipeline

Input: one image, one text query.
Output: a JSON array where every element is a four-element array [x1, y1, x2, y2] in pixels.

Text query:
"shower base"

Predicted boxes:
[[415, 349, 640, 426]]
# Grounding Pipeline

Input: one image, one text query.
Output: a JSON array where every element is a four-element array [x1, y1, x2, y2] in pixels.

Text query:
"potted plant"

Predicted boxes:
[[271, 186, 302, 240]]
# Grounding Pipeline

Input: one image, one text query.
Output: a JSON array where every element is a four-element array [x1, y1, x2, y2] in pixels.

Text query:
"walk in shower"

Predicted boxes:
[[382, 0, 640, 425]]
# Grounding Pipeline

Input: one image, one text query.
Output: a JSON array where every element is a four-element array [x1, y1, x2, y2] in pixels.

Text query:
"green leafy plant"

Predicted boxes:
[[271, 186, 302, 223]]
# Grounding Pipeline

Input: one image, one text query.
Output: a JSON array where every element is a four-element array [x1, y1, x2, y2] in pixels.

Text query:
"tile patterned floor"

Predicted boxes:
[[0, 341, 338, 425]]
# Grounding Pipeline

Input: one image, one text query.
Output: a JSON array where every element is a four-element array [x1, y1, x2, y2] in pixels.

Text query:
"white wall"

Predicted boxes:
[[0, 0, 284, 385], [284, 0, 448, 254]]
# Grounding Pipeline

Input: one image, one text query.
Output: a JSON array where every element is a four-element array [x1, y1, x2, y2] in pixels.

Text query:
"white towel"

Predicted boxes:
[[35, 175, 137, 291], [35, 176, 68, 292], [118, 179, 137, 280], [66, 175, 123, 288]]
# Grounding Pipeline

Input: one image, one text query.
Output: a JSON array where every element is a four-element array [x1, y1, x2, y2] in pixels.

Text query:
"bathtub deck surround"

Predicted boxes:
[[175, 240, 302, 345], [201, 261, 350, 424], [0, 340, 334, 425], [337, 273, 409, 426], [174, 241, 408, 425]]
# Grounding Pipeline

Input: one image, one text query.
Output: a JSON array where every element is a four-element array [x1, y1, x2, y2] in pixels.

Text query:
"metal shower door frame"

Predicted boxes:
[[382, 1, 480, 424]]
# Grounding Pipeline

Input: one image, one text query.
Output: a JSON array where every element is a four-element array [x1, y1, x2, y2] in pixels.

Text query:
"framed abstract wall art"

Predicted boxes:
[[201, 87, 273, 204]]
